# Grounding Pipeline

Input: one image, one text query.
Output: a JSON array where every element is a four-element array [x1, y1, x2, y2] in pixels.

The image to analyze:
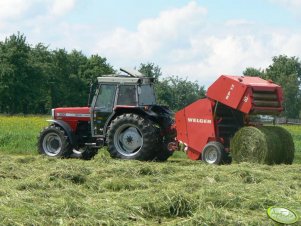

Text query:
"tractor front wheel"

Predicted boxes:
[[38, 125, 72, 157], [201, 141, 224, 165], [107, 114, 158, 160]]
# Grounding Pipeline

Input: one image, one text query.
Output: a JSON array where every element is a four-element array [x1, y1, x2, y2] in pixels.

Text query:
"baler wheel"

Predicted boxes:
[[37, 125, 73, 158], [201, 141, 224, 165], [107, 114, 158, 160]]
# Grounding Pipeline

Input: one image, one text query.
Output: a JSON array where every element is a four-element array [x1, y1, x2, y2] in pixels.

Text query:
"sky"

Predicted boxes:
[[0, 0, 301, 86]]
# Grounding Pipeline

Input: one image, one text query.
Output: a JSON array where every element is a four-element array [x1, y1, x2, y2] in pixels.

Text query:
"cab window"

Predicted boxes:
[[95, 84, 116, 112], [117, 85, 137, 106]]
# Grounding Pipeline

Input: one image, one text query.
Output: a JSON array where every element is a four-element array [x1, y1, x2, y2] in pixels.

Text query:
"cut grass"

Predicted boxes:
[[0, 115, 301, 224], [0, 154, 300, 225]]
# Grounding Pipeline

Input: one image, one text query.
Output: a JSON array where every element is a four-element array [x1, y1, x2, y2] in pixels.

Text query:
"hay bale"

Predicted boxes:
[[258, 127, 283, 164], [230, 127, 267, 164], [230, 126, 294, 165], [270, 126, 295, 164]]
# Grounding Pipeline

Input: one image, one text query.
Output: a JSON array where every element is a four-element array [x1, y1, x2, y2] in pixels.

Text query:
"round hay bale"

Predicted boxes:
[[230, 127, 267, 164], [230, 126, 294, 165], [257, 126, 283, 164], [270, 126, 294, 164]]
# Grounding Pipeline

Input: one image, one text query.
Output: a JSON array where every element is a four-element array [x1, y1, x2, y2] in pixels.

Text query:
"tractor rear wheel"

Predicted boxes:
[[107, 114, 158, 160], [201, 141, 224, 165], [38, 125, 73, 157]]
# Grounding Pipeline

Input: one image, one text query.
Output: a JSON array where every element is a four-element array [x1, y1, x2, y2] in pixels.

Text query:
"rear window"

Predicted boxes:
[[117, 85, 137, 106]]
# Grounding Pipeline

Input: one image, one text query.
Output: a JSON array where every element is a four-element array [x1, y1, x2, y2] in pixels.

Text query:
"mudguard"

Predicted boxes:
[[47, 119, 77, 146]]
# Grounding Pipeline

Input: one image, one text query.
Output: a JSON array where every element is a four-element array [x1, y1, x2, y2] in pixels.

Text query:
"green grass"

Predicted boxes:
[[0, 115, 301, 225], [0, 115, 48, 154], [280, 125, 301, 164]]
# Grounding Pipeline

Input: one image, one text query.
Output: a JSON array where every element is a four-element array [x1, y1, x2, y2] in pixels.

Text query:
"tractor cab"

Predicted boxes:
[[90, 69, 157, 137]]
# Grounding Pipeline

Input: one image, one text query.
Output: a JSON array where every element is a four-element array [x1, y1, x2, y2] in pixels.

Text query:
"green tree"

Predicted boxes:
[[243, 67, 264, 77], [138, 62, 162, 79], [265, 55, 301, 118], [0, 33, 115, 114], [29, 43, 55, 113], [137, 63, 205, 110], [50, 51, 114, 108], [81, 54, 114, 82], [0, 33, 35, 114], [156, 76, 205, 111]]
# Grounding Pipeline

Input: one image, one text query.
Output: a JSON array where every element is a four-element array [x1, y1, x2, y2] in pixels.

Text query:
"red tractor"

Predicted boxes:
[[38, 69, 175, 161]]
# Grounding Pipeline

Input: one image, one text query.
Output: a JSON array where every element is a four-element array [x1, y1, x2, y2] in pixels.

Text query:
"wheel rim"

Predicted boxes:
[[113, 124, 143, 156], [42, 132, 62, 156], [204, 146, 218, 164]]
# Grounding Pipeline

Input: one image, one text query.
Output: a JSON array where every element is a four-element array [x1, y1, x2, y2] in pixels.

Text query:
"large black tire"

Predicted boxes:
[[38, 125, 73, 158], [154, 134, 174, 162], [153, 118, 175, 162], [153, 147, 173, 162], [201, 141, 224, 165], [80, 148, 99, 160], [107, 114, 159, 160]]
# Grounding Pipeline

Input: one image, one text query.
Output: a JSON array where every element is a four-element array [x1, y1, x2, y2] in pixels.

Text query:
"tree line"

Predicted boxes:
[[243, 55, 301, 118], [0, 33, 114, 114], [0, 33, 205, 114], [0, 33, 300, 117]]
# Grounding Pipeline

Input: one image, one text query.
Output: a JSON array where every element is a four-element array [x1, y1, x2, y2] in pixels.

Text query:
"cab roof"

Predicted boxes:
[[97, 76, 154, 84], [97, 68, 154, 84]]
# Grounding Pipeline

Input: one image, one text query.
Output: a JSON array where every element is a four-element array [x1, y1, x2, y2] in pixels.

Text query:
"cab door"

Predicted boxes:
[[91, 84, 117, 136]]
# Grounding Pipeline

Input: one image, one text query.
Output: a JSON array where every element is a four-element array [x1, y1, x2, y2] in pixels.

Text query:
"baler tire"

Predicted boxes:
[[37, 125, 73, 158], [201, 141, 224, 165], [107, 114, 158, 160]]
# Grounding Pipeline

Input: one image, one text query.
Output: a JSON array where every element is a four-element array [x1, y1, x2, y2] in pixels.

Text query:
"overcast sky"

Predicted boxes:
[[0, 0, 301, 85]]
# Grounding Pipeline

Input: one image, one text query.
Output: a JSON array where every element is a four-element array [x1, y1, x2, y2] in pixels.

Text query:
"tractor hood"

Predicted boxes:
[[52, 107, 90, 121]]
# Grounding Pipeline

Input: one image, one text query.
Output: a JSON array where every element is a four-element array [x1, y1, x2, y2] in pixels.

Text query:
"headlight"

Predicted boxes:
[[51, 109, 55, 119]]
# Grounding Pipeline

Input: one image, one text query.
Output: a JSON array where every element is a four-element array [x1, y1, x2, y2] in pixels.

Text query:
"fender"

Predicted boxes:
[[47, 119, 77, 146]]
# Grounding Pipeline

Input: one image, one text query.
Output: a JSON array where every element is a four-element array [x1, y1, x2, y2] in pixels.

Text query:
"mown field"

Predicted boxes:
[[0, 115, 300, 225]]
